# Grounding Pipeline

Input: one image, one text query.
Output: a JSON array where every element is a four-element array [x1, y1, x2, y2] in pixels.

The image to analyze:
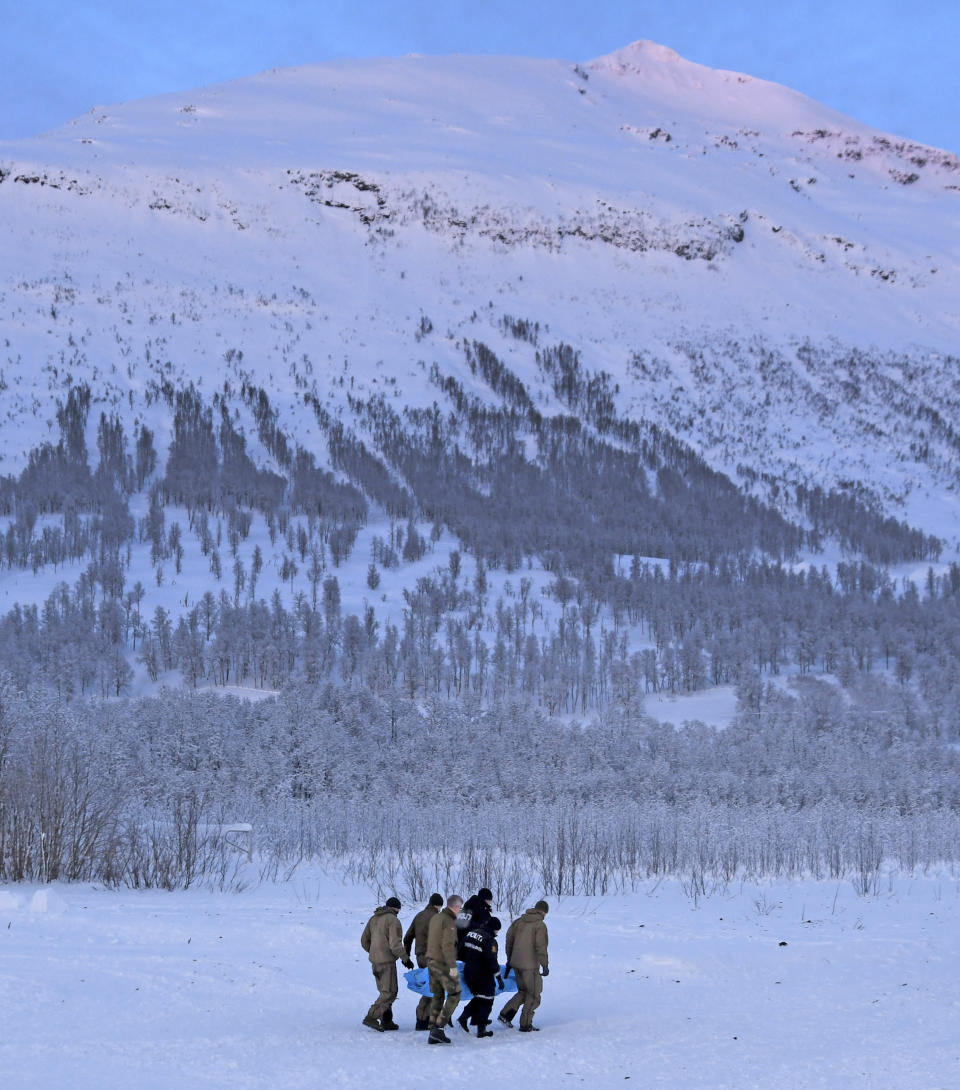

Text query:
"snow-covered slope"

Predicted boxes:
[[1, 41, 959, 539], [3, 871, 960, 1090]]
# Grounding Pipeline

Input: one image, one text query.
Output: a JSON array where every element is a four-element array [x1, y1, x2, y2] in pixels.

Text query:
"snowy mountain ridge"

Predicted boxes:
[[2, 43, 958, 546]]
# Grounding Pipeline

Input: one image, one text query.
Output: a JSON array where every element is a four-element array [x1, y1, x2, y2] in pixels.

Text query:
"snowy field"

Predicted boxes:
[[2, 871, 959, 1089]]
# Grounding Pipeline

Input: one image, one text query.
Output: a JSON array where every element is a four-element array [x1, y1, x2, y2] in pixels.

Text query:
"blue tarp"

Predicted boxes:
[[404, 961, 519, 1002]]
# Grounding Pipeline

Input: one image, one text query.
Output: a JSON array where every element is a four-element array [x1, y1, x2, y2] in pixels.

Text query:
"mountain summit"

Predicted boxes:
[[2, 44, 957, 534], [1, 42, 959, 565]]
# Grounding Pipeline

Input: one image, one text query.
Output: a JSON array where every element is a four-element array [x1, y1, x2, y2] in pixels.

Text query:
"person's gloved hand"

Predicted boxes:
[[504, 963, 512, 979], [402, 957, 414, 970], [541, 966, 550, 977], [496, 973, 504, 990]]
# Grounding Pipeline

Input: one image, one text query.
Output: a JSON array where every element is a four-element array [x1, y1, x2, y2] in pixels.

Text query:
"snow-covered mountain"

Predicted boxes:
[[6, 45, 960, 903], [2, 40, 959, 536]]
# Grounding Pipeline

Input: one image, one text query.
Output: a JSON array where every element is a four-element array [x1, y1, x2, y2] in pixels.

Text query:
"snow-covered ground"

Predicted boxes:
[[647, 684, 739, 729], [2, 870, 958, 1088]]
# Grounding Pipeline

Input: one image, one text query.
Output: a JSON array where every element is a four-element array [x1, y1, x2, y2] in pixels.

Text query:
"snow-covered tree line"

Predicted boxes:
[[0, 345, 947, 718], [0, 674, 957, 897], [7, 531, 960, 725]]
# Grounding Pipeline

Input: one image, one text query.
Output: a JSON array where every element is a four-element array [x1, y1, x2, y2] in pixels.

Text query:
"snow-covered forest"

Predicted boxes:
[[2, 663, 958, 902], [3, 306, 960, 900], [0, 361, 950, 716]]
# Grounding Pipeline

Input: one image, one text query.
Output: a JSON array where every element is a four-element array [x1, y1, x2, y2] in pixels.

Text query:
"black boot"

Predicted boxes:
[[456, 1011, 470, 1033], [477, 1021, 494, 1038], [497, 1010, 514, 1027], [415, 1018, 429, 1031], [428, 1025, 452, 1044], [519, 1024, 540, 1032], [362, 1015, 384, 1031]]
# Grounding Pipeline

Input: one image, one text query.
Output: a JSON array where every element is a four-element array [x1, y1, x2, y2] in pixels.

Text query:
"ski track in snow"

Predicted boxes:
[[2, 872, 959, 1089]]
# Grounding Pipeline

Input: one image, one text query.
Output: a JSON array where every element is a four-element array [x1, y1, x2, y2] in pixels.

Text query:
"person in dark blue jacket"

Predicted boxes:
[[456, 916, 503, 1038], [456, 887, 494, 953]]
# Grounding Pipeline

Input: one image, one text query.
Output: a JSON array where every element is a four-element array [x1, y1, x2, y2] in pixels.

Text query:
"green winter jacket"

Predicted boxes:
[[426, 907, 459, 971], [403, 904, 439, 959], [504, 908, 548, 971], [361, 906, 406, 965]]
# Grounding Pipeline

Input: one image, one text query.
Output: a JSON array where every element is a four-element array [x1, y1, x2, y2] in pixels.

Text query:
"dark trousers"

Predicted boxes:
[[463, 972, 495, 1027], [462, 995, 494, 1026]]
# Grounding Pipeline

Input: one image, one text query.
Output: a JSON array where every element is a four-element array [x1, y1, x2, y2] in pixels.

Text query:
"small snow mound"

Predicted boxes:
[[28, 888, 69, 914], [0, 890, 23, 911]]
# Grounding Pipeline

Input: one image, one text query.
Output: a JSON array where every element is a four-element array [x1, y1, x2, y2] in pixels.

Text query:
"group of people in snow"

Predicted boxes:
[[360, 888, 550, 1043]]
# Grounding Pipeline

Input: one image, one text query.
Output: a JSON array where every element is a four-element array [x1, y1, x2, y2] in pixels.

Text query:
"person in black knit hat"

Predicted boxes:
[[403, 893, 444, 1030], [498, 900, 549, 1032], [457, 887, 494, 950], [360, 896, 414, 1031], [457, 916, 503, 1038]]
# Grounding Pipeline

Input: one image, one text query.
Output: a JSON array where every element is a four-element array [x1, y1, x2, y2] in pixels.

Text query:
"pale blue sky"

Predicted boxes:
[[1, 1, 956, 152]]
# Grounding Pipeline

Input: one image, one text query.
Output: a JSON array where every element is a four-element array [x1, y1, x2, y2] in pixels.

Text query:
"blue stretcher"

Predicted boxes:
[[404, 961, 519, 1001]]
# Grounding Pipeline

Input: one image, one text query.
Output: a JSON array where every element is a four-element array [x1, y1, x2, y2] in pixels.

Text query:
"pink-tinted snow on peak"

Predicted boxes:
[[587, 38, 854, 136]]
